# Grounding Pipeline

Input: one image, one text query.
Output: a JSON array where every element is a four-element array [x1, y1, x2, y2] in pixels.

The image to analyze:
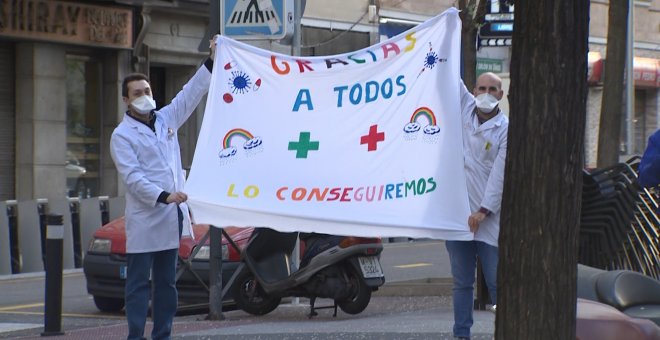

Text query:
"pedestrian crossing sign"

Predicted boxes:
[[221, 0, 293, 40]]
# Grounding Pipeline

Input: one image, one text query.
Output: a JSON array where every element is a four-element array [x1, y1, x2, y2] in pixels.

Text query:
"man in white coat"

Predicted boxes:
[[446, 72, 508, 340], [110, 37, 217, 340]]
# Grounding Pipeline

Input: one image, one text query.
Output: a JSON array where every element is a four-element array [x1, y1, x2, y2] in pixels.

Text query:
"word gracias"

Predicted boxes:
[[271, 32, 417, 111], [270, 32, 418, 75]]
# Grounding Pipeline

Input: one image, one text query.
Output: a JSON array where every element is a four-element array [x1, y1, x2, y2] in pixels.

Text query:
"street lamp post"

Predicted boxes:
[[626, 0, 634, 155]]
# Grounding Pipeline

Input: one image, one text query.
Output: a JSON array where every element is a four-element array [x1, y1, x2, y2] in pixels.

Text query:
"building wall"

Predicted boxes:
[[1, 0, 133, 201], [585, 86, 604, 168], [379, 0, 455, 16], [14, 42, 128, 200], [0, 44, 16, 201], [304, 0, 370, 22], [15, 43, 68, 201], [100, 50, 131, 198]]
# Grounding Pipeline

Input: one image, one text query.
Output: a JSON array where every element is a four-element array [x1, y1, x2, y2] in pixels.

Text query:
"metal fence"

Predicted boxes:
[[0, 196, 125, 275]]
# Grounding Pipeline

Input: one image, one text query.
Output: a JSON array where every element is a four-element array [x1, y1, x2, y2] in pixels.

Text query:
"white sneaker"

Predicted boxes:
[[488, 304, 497, 313]]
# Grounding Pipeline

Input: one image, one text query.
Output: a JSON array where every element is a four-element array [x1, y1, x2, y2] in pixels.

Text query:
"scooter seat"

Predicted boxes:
[[578, 264, 660, 326], [244, 228, 298, 285], [596, 270, 660, 311], [624, 305, 660, 327], [577, 264, 606, 302]]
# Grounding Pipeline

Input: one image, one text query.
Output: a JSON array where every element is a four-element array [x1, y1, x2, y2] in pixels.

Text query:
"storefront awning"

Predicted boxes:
[[633, 57, 660, 88], [588, 52, 660, 88], [588, 52, 604, 85]]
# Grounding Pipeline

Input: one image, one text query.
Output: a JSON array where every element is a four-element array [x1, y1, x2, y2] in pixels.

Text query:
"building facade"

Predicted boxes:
[[1, 0, 135, 202], [1, 0, 658, 201], [585, 0, 660, 167]]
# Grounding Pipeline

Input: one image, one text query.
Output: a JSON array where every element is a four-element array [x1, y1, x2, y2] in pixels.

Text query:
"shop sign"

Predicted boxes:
[[479, 0, 514, 39], [0, 0, 132, 49], [476, 58, 503, 76]]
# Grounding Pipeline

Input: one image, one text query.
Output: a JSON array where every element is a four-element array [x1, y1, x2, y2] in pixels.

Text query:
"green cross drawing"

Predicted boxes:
[[288, 132, 319, 159]]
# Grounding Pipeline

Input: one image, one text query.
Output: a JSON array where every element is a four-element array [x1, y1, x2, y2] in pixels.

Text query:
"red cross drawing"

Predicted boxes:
[[360, 124, 385, 152]]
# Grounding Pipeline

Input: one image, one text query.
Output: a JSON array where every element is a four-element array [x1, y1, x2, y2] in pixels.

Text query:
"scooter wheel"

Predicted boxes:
[[337, 269, 372, 315], [231, 268, 281, 316]]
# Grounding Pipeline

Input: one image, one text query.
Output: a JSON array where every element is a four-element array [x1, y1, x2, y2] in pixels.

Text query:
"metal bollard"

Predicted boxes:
[[99, 196, 110, 225], [206, 226, 224, 320], [6, 201, 20, 274], [68, 198, 82, 268], [37, 199, 48, 269], [42, 214, 64, 336]]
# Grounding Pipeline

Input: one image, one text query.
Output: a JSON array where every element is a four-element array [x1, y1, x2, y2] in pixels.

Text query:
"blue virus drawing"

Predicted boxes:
[[417, 43, 439, 78], [229, 70, 252, 94], [424, 51, 439, 69]]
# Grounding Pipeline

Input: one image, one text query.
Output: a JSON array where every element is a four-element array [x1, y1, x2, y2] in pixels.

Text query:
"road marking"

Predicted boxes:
[[0, 322, 41, 333], [0, 310, 124, 319], [395, 263, 432, 268], [0, 271, 84, 283], [0, 303, 124, 319], [0, 303, 43, 311]]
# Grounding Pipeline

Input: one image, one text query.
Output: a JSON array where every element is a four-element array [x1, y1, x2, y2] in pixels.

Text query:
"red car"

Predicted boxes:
[[83, 217, 253, 312]]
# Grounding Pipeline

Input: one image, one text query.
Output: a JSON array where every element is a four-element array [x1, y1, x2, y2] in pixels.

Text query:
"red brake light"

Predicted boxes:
[[339, 237, 382, 248]]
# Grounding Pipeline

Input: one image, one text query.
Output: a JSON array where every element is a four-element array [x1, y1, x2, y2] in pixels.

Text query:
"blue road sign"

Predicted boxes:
[[221, 0, 290, 40]]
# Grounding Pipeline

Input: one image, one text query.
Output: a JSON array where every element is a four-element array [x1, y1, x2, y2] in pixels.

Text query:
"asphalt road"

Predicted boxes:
[[0, 240, 484, 339]]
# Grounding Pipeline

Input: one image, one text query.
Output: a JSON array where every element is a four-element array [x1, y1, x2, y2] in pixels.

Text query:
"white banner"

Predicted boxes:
[[186, 8, 472, 240]]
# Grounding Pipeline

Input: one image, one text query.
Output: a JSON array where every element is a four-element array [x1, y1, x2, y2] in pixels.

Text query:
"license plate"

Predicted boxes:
[[358, 256, 384, 278], [119, 266, 152, 280]]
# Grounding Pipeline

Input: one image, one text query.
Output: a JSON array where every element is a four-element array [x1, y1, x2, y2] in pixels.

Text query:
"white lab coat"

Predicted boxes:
[[460, 83, 508, 247], [110, 66, 211, 253]]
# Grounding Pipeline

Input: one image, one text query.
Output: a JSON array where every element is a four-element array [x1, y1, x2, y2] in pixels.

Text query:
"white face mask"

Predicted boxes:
[[475, 93, 499, 113], [130, 95, 156, 115]]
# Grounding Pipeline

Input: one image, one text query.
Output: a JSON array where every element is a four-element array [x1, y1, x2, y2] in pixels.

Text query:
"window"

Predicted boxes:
[[66, 55, 102, 198]]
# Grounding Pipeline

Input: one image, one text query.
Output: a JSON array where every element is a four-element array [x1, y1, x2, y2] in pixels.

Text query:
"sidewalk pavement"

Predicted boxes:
[[3, 278, 496, 340]]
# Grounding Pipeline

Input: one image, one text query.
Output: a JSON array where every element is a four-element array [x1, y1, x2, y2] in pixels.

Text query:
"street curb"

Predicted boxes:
[[0, 268, 83, 281], [375, 277, 453, 296]]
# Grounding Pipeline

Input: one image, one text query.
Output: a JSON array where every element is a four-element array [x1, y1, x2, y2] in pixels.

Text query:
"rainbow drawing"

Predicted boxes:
[[409, 107, 437, 126], [223, 128, 254, 149]]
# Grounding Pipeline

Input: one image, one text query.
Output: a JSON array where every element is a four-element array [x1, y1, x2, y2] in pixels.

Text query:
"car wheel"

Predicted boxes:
[[231, 268, 281, 316], [93, 295, 125, 313]]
